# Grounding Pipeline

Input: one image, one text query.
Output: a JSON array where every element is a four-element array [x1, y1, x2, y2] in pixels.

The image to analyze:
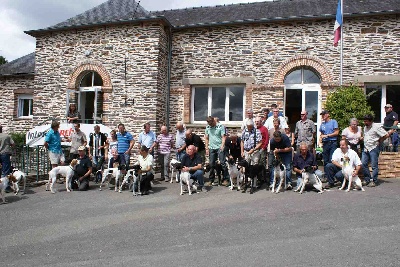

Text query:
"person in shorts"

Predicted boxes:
[[44, 121, 65, 168]]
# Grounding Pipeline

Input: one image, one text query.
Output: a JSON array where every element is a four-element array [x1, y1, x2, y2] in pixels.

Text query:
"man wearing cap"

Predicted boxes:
[[319, 110, 339, 181], [362, 114, 389, 187], [72, 146, 92, 191], [383, 104, 399, 152]]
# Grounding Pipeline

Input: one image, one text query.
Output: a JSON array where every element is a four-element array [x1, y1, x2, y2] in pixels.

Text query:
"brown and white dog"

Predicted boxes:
[[11, 168, 27, 195], [46, 159, 79, 193], [339, 156, 365, 192], [0, 175, 18, 203]]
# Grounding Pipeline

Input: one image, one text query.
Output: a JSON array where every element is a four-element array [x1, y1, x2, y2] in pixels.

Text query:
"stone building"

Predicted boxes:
[[0, 0, 399, 139]]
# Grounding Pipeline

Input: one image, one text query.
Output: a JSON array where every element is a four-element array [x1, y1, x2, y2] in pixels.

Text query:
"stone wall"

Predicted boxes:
[[0, 75, 35, 133], [169, 15, 400, 128], [33, 22, 168, 141]]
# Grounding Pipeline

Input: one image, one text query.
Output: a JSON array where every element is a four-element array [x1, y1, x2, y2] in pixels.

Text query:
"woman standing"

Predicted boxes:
[[341, 118, 363, 153], [67, 103, 81, 123]]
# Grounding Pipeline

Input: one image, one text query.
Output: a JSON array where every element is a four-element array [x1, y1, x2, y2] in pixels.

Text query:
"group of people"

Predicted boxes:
[[2, 101, 397, 195]]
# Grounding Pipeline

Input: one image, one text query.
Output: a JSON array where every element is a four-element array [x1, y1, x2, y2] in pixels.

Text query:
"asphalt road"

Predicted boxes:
[[1, 178, 400, 267]]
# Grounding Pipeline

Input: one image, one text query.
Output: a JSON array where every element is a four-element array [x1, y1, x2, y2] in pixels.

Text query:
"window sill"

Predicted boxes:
[[15, 116, 33, 120], [186, 123, 241, 128]]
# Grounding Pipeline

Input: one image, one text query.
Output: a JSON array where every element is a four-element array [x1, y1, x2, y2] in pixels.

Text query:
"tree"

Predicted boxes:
[[0, 56, 7, 65], [324, 84, 374, 132]]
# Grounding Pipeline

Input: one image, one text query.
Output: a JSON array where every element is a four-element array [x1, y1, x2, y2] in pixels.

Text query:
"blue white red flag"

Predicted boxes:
[[333, 0, 342, 47]]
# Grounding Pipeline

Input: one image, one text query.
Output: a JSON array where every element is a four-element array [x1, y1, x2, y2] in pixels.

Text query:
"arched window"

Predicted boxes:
[[284, 67, 321, 84], [79, 71, 103, 87]]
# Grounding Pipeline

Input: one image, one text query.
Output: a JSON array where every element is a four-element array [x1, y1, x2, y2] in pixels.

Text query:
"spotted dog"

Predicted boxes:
[[170, 159, 182, 183], [11, 168, 27, 195], [226, 157, 244, 191], [271, 156, 286, 194], [180, 171, 198, 195], [294, 166, 324, 194], [339, 156, 365, 192], [0, 175, 18, 203]]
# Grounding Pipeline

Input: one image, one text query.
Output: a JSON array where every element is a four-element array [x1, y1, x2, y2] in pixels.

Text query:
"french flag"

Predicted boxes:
[[333, 0, 342, 47]]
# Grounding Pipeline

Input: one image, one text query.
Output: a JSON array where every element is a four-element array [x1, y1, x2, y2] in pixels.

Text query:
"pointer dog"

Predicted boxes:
[[11, 168, 27, 195], [46, 159, 78, 193], [294, 166, 324, 194]]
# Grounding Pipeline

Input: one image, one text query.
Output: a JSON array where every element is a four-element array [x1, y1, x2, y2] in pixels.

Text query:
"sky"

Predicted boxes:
[[0, 0, 270, 62]]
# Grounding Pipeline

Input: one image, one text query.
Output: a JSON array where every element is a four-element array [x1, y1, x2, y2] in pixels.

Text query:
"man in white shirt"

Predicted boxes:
[[264, 108, 288, 130], [324, 139, 361, 189]]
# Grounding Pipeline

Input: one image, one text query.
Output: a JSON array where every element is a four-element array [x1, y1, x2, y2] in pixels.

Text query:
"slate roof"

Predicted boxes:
[[26, 0, 150, 35], [153, 0, 400, 28], [0, 53, 35, 76]]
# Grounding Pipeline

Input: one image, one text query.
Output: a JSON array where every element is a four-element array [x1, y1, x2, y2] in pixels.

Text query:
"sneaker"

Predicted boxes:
[[369, 181, 376, 187], [362, 181, 367, 186], [286, 184, 293, 190], [205, 181, 213, 186], [212, 181, 219, 186], [222, 180, 229, 186]]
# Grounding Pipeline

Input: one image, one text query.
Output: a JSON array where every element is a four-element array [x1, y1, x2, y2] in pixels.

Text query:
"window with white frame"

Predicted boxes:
[[366, 84, 400, 123], [192, 86, 245, 123], [17, 95, 33, 118]]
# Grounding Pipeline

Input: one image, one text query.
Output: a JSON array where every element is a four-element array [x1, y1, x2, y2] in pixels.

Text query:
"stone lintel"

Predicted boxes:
[[354, 75, 400, 84], [182, 77, 255, 86]]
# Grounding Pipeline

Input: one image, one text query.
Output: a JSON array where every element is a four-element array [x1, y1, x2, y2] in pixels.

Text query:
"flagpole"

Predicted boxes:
[[340, 0, 343, 86]]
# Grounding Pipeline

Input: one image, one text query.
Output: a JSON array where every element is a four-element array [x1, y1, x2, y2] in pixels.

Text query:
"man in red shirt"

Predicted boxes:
[[255, 116, 269, 187]]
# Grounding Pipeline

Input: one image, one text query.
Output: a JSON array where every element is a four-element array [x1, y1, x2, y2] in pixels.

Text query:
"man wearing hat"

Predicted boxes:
[[383, 104, 399, 152], [362, 114, 388, 187], [319, 110, 339, 188], [72, 146, 92, 191]]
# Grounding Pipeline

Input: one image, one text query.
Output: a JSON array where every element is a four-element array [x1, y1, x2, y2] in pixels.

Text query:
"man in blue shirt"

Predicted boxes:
[[269, 131, 293, 189], [117, 123, 134, 168], [44, 121, 65, 169], [318, 110, 339, 185], [138, 123, 156, 156]]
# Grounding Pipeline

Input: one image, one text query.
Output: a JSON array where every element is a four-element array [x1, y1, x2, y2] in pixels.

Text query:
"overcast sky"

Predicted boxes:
[[0, 0, 270, 62]]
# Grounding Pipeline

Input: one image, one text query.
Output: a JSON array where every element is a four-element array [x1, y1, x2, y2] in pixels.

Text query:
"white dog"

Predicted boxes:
[[170, 159, 182, 183], [99, 163, 124, 191], [340, 162, 365, 192], [294, 166, 324, 194], [46, 159, 78, 193], [226, 158, 244, 191], [180, 171, 197, 195], [271, 156, 286, 193], [11, 168, 27, 195], [0, 175, 18, 203]]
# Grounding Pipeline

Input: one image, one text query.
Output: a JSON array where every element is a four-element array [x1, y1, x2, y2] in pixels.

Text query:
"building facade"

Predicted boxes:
[[0, 0, 399, 140]]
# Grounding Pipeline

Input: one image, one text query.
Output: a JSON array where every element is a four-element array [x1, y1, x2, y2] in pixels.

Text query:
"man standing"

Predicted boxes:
[[264, 108, 288, 130], [117, 123, 135, 168], [383, 104, 399, 152], [362, 114, 389, 187], [267, 103, 284, 118], [44, 121, 65, 169], [254, 116, 269, 186], [0, 125, 15, 177], [241, 119, 263, 193], [241, 108, 254, 131], [319, 110, 339, 173], [180, 145, 205, 191], [73, 146, 92, 191], [138, 123, 157, 156], [269, 131, 293, 189], [175, 122, 186, 161], [156, 126, 174, 182], [185, 129, 206, 160], [295, 110, 316, 153], [205, 116, 227, 186], [88, 125, 108, 168], [66, 123, 87, 162], [324, 139, 362, 189]]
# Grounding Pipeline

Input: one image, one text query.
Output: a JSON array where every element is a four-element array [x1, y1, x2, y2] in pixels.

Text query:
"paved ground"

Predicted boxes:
[[1, 177, 400, 267]]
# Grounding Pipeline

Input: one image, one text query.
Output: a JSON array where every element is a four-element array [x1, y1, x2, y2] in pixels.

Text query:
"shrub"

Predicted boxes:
[[324, 85, 374, 132], [10, 132, 26, 146]]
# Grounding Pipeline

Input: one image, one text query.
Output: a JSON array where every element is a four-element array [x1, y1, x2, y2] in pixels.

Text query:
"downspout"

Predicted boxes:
[[166, 26, 172, 130]]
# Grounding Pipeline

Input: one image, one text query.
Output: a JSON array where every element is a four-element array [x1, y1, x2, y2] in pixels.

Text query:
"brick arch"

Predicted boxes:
[[273, 55, 334, 86], [67, 62, 112, 92]]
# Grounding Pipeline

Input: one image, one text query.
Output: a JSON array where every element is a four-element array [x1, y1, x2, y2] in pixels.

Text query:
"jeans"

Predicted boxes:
[[269, 152, 292, 185], [322, 141, 337, 175], [0, 154, 11, 177], [392, 132, 399, 152], [209, 148, 228, 182], [325, 163, 344, 185], [362, 147, 380, 183], [191, 170, 204, 187], [119, 153, 130, 169], [176, 150, 186, 161], [158, 153, 170, 180]]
